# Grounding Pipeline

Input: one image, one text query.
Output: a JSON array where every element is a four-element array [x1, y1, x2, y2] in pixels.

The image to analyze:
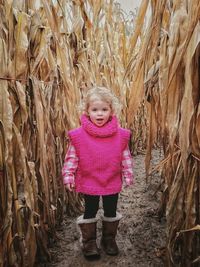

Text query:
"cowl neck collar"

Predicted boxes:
[[81, 114, 118, 137]]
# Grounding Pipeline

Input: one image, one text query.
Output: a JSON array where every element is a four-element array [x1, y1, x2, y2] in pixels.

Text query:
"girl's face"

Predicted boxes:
[[87, 99, 112, 127]]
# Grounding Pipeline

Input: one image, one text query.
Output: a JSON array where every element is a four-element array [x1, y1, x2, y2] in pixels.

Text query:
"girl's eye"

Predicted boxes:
[[103, 108, 108, 111], [92, 108, 97, 111]]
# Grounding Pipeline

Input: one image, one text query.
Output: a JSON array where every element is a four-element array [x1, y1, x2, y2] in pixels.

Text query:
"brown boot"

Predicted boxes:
[[101, 213, 122, 256], [77, 216, 100, 259]]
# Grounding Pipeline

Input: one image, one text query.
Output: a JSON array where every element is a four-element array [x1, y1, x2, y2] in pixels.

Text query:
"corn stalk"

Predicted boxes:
[[1, 0, 199, 266], [0, 0, 144, 266], [127, 0, 200, 265]]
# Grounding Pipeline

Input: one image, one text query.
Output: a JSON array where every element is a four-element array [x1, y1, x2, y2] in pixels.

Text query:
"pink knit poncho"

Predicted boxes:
[[68, 115, 130, 195]]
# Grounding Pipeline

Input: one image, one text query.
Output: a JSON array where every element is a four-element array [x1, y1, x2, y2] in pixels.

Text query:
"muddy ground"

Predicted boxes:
[[37, 150, 167, 267]]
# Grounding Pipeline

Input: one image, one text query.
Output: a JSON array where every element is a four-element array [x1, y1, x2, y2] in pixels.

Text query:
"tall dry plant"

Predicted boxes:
[[0, 0, 144, 266], [3, 0, 199, 266], [127, 0, 200, 265]]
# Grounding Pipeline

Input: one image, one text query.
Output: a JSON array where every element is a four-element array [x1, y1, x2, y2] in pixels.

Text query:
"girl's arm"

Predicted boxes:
[[62, 143, 78, 191], [122, 145, 134, 186]]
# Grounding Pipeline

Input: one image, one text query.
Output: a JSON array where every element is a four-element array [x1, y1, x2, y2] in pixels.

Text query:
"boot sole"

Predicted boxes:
[[84, 254, 101, 261], [105, 251, 118, 256]]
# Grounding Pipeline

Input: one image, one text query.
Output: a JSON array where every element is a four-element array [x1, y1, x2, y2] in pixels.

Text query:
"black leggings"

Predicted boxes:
[[83, 193, 119, 219]]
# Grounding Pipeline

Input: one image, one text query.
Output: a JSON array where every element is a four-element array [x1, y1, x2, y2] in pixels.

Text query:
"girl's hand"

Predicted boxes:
[[65, 183, 75, 192]]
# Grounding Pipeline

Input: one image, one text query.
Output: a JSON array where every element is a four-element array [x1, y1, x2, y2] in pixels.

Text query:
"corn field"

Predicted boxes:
[[0, 0, 199, 266]]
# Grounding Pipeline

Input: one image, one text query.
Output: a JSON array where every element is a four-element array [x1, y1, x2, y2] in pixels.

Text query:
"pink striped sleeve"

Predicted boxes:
[[122, 145, 134, 186], [62, 143, 78, 185]]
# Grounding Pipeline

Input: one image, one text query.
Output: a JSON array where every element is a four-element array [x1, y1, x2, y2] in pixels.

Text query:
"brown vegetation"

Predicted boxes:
[[0, 0, 199, 266]]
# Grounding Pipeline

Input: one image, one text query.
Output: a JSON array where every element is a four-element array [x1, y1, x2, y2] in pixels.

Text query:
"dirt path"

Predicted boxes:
[[37, 150, 166, 267]]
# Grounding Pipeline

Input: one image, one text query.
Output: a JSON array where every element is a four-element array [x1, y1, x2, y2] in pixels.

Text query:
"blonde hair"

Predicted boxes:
[[80, 86, 121, 116]]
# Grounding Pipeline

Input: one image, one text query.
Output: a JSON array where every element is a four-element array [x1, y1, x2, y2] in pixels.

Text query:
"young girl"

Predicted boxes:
[[62, 86, 134, 259]]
